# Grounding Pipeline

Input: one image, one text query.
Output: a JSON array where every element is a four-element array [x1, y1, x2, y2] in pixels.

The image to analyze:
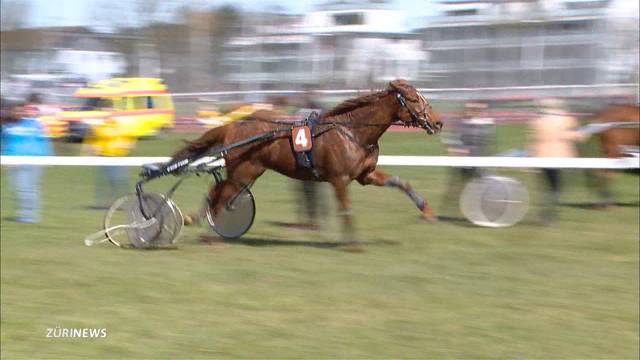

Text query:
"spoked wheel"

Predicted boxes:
[[206, 188, 256, 239], [103, 193, 184, 248], [460, 176, 529, 228]]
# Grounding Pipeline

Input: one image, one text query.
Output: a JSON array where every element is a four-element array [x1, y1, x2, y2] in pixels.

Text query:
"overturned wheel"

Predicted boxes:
[[103, 193, 184, 248], [460, 176, 529, 228], [206, 188, 256, 239]]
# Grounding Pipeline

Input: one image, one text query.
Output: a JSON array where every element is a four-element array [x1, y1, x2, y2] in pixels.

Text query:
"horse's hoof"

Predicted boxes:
[[183, 213, 201, 226], [337, 242, 367, 253], [421, 213, 439, 222], [420, 207, 438, 222]]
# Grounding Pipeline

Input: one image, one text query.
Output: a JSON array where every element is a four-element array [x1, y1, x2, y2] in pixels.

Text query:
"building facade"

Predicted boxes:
[[223, 2, 427, 92], [416, 0, 636, 90]]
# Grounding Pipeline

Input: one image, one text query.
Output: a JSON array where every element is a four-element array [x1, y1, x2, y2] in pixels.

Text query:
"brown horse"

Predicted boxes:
[[594, 104, 639, 158], [172, 80, 442, 245], [589, 103, 639, 205]]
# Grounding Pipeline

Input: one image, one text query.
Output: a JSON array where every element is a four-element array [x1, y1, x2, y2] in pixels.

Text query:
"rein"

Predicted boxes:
[[239, 114, 391, 130], [231, 89, 429, 150], [239, 92, 408, 134]]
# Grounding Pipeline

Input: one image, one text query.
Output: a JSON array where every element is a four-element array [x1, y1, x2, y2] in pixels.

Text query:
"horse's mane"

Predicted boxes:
[[245, 91, 391, 123], [321, 89, 391, 119]]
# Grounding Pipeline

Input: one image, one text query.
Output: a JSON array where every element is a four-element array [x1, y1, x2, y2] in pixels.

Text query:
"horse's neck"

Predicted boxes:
[[340, 94, 397, 146]]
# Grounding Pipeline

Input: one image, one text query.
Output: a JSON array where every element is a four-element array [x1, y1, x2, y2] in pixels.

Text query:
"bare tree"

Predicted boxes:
[[92, 0, 163, 31], [1, 0, 31, 30], [210, 6, 241, 81]]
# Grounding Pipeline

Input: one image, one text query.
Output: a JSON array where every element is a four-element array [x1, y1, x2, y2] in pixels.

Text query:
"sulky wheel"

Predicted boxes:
[[103, 193, 184, 248], [206, 187, 256, 239]]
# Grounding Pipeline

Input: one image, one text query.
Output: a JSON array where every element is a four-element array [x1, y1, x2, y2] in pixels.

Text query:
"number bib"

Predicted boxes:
[[292, 126, 312, 152]]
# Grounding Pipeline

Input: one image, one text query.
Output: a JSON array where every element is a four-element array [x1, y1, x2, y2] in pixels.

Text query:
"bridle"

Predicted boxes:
[[395, 91, 437, 134], [240, 89, 440, 141]]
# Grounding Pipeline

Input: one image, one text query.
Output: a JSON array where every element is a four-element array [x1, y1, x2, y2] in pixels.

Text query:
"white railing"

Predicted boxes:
[[169, 83, 638, 98], [1, 155, 638, 170]]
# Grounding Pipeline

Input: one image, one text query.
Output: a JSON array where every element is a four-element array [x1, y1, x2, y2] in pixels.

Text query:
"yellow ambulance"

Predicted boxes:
[[44, 78, 175, 141]]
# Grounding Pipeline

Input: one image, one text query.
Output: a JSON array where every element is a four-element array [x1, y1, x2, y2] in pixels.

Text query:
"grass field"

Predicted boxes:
[[1, 126, 639, 359]]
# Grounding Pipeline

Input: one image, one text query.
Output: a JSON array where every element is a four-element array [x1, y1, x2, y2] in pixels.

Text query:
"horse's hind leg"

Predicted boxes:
[[585, 169, 614, 207], [358, 169, 437, 221], [208, 162, 265, 221], [208, 180, 242, 216], [330, 178, 364, 252]]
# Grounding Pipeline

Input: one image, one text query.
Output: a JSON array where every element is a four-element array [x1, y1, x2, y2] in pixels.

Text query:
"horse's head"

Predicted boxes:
[[389, 80, 442, 135]]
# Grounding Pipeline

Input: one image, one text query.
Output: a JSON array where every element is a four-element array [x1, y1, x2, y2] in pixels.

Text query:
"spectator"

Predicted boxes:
[[288, 92, 327, 230], [83, 118, 135, 209], [1, 96, 53, 223], [529, 98, 586, 224], [440, 102, 495, 218]]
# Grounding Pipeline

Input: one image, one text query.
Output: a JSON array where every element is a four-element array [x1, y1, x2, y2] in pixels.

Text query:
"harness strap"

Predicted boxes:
[[243, 114, 390, 130], [211, 129, 285, 156], [202, 113, 379, 179]]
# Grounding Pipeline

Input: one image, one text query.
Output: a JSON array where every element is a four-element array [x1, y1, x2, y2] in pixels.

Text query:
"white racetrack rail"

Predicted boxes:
[[1, 155, 638, 170], [48, 83, 638, 99]]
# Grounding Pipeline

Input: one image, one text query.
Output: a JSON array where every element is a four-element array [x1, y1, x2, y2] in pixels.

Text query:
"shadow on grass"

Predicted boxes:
[[436, 215, 475, 227], [560, 201, 640, 209], [437, 215, 544, 228], [199, 234, 400, 249], [121, 244, 181, 251]]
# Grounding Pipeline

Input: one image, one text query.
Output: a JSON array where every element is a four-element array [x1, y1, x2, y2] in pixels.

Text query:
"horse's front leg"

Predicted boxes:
[[359, 169, 437, 221]]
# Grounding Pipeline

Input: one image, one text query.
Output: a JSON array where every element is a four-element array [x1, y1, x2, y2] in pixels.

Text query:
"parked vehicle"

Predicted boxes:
[[42, 78, 175, 142], [196, 103, 273, 128]]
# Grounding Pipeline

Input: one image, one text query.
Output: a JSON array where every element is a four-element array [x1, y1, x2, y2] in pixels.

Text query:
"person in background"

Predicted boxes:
[[83, 118, 135, 209], [440, 101, 495, 218], [23, 93, 43, 116], [296, 91, 326, 230], [1, 95, 53, 223], [274, 91, 327, 230], [529, 98, 586, 224]]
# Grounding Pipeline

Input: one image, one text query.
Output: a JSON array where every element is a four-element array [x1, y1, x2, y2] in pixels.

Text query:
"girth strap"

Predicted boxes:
[[294, 112, 320, 178]]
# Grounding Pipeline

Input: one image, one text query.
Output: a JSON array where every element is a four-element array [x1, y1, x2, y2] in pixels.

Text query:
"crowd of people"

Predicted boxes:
[[1, 94, 136, 223], [440, 98, 592, 225], [1, 95, 52, 223]]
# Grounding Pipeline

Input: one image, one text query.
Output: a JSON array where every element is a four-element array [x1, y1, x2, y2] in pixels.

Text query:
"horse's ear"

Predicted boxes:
[[388, 79, 408, 91], [389, 79, 418, 101]]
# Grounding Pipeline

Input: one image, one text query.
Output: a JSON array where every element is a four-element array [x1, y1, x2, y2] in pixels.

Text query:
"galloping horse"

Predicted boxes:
[[589, 103, 639, 205], [594, 104, 639, 158], [171, 80, 443, 244]]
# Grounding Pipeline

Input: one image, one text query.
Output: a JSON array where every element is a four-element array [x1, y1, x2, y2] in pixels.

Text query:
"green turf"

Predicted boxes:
[[1, 127, 638, 359]]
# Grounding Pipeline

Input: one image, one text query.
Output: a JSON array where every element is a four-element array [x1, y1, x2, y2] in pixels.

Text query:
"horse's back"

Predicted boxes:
[[594, 104, 639, 123], [595, 104, 640, 157]]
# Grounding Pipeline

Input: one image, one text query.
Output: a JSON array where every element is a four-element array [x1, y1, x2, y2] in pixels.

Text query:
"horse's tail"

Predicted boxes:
[[172, 126, 227, 161]]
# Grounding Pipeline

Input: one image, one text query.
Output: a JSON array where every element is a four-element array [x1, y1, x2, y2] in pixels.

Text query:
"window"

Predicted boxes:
[[446, 9, 477, 16], [84, 97, 113, 110], [151, 96, 172, 109], [130, 96, 148, 110], [334, 13, 363, 26], [111, 97, 126, 110]]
